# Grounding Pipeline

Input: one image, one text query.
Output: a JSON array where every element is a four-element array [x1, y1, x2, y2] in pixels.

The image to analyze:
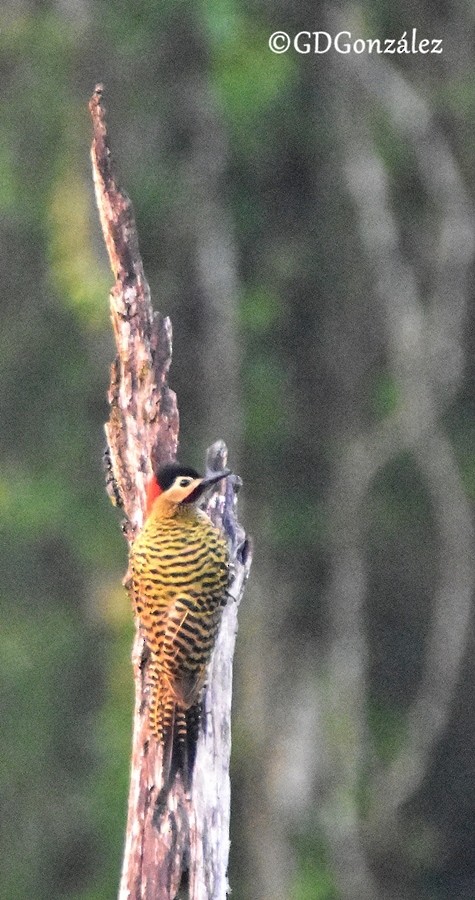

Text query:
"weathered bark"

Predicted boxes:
[[89, 85, 251, 900]]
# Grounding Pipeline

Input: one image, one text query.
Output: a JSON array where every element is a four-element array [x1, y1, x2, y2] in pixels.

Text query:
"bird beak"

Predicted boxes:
[[201, 469, 232, 489], [185, 469, 232, 502]]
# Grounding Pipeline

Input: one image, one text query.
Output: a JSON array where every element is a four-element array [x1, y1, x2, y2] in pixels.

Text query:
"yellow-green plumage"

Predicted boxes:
[[129, 469, 229, 783]]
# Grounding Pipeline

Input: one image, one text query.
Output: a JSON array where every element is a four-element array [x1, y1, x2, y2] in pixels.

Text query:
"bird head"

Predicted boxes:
[[145, 462, 231, 517]]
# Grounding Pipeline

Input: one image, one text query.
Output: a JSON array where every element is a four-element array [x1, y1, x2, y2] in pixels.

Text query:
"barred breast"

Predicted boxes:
[[130, 507, 229, 731]]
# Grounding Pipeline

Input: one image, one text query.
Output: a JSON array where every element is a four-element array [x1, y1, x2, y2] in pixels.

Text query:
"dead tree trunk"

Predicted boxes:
[[89, 85, 251, 900]]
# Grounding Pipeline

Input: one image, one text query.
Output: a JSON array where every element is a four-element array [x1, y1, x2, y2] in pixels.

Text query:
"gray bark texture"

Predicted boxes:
[[89, 85, 251, 900]]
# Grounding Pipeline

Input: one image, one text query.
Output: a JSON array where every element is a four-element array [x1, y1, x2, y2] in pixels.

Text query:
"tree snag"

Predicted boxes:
[[89, 85, 251, 900]]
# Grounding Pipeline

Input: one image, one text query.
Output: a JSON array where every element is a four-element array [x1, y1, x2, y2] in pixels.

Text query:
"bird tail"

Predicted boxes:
[[148, 666, 201, 793]]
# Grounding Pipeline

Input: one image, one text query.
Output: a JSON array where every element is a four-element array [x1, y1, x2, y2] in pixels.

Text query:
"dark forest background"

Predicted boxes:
[[1, 2, 474, 899]]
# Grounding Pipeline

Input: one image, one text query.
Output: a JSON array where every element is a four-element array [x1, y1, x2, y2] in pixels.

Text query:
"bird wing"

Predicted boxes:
[[160, 593, 224, 707]]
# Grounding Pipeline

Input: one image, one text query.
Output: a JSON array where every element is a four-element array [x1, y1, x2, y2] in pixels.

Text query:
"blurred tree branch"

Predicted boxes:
[[89, 84, 251, 900], [171, 60, 242, 456], [319, 43, 475, 894], [342, 56, 475, 834]]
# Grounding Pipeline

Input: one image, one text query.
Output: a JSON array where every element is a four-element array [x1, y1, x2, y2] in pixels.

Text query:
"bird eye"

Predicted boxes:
[[179, 478, 191, 487]]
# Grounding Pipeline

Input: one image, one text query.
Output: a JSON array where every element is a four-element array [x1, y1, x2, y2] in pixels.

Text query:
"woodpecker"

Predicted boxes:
[[129, 462, 231, 787]]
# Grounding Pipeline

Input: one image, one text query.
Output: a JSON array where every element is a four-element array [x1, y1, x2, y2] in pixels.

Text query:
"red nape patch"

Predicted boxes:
[[145, 475, 163, 517]]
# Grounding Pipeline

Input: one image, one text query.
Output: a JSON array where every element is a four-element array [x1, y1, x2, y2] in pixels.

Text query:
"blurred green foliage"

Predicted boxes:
[[290, 832, 338, 900]]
